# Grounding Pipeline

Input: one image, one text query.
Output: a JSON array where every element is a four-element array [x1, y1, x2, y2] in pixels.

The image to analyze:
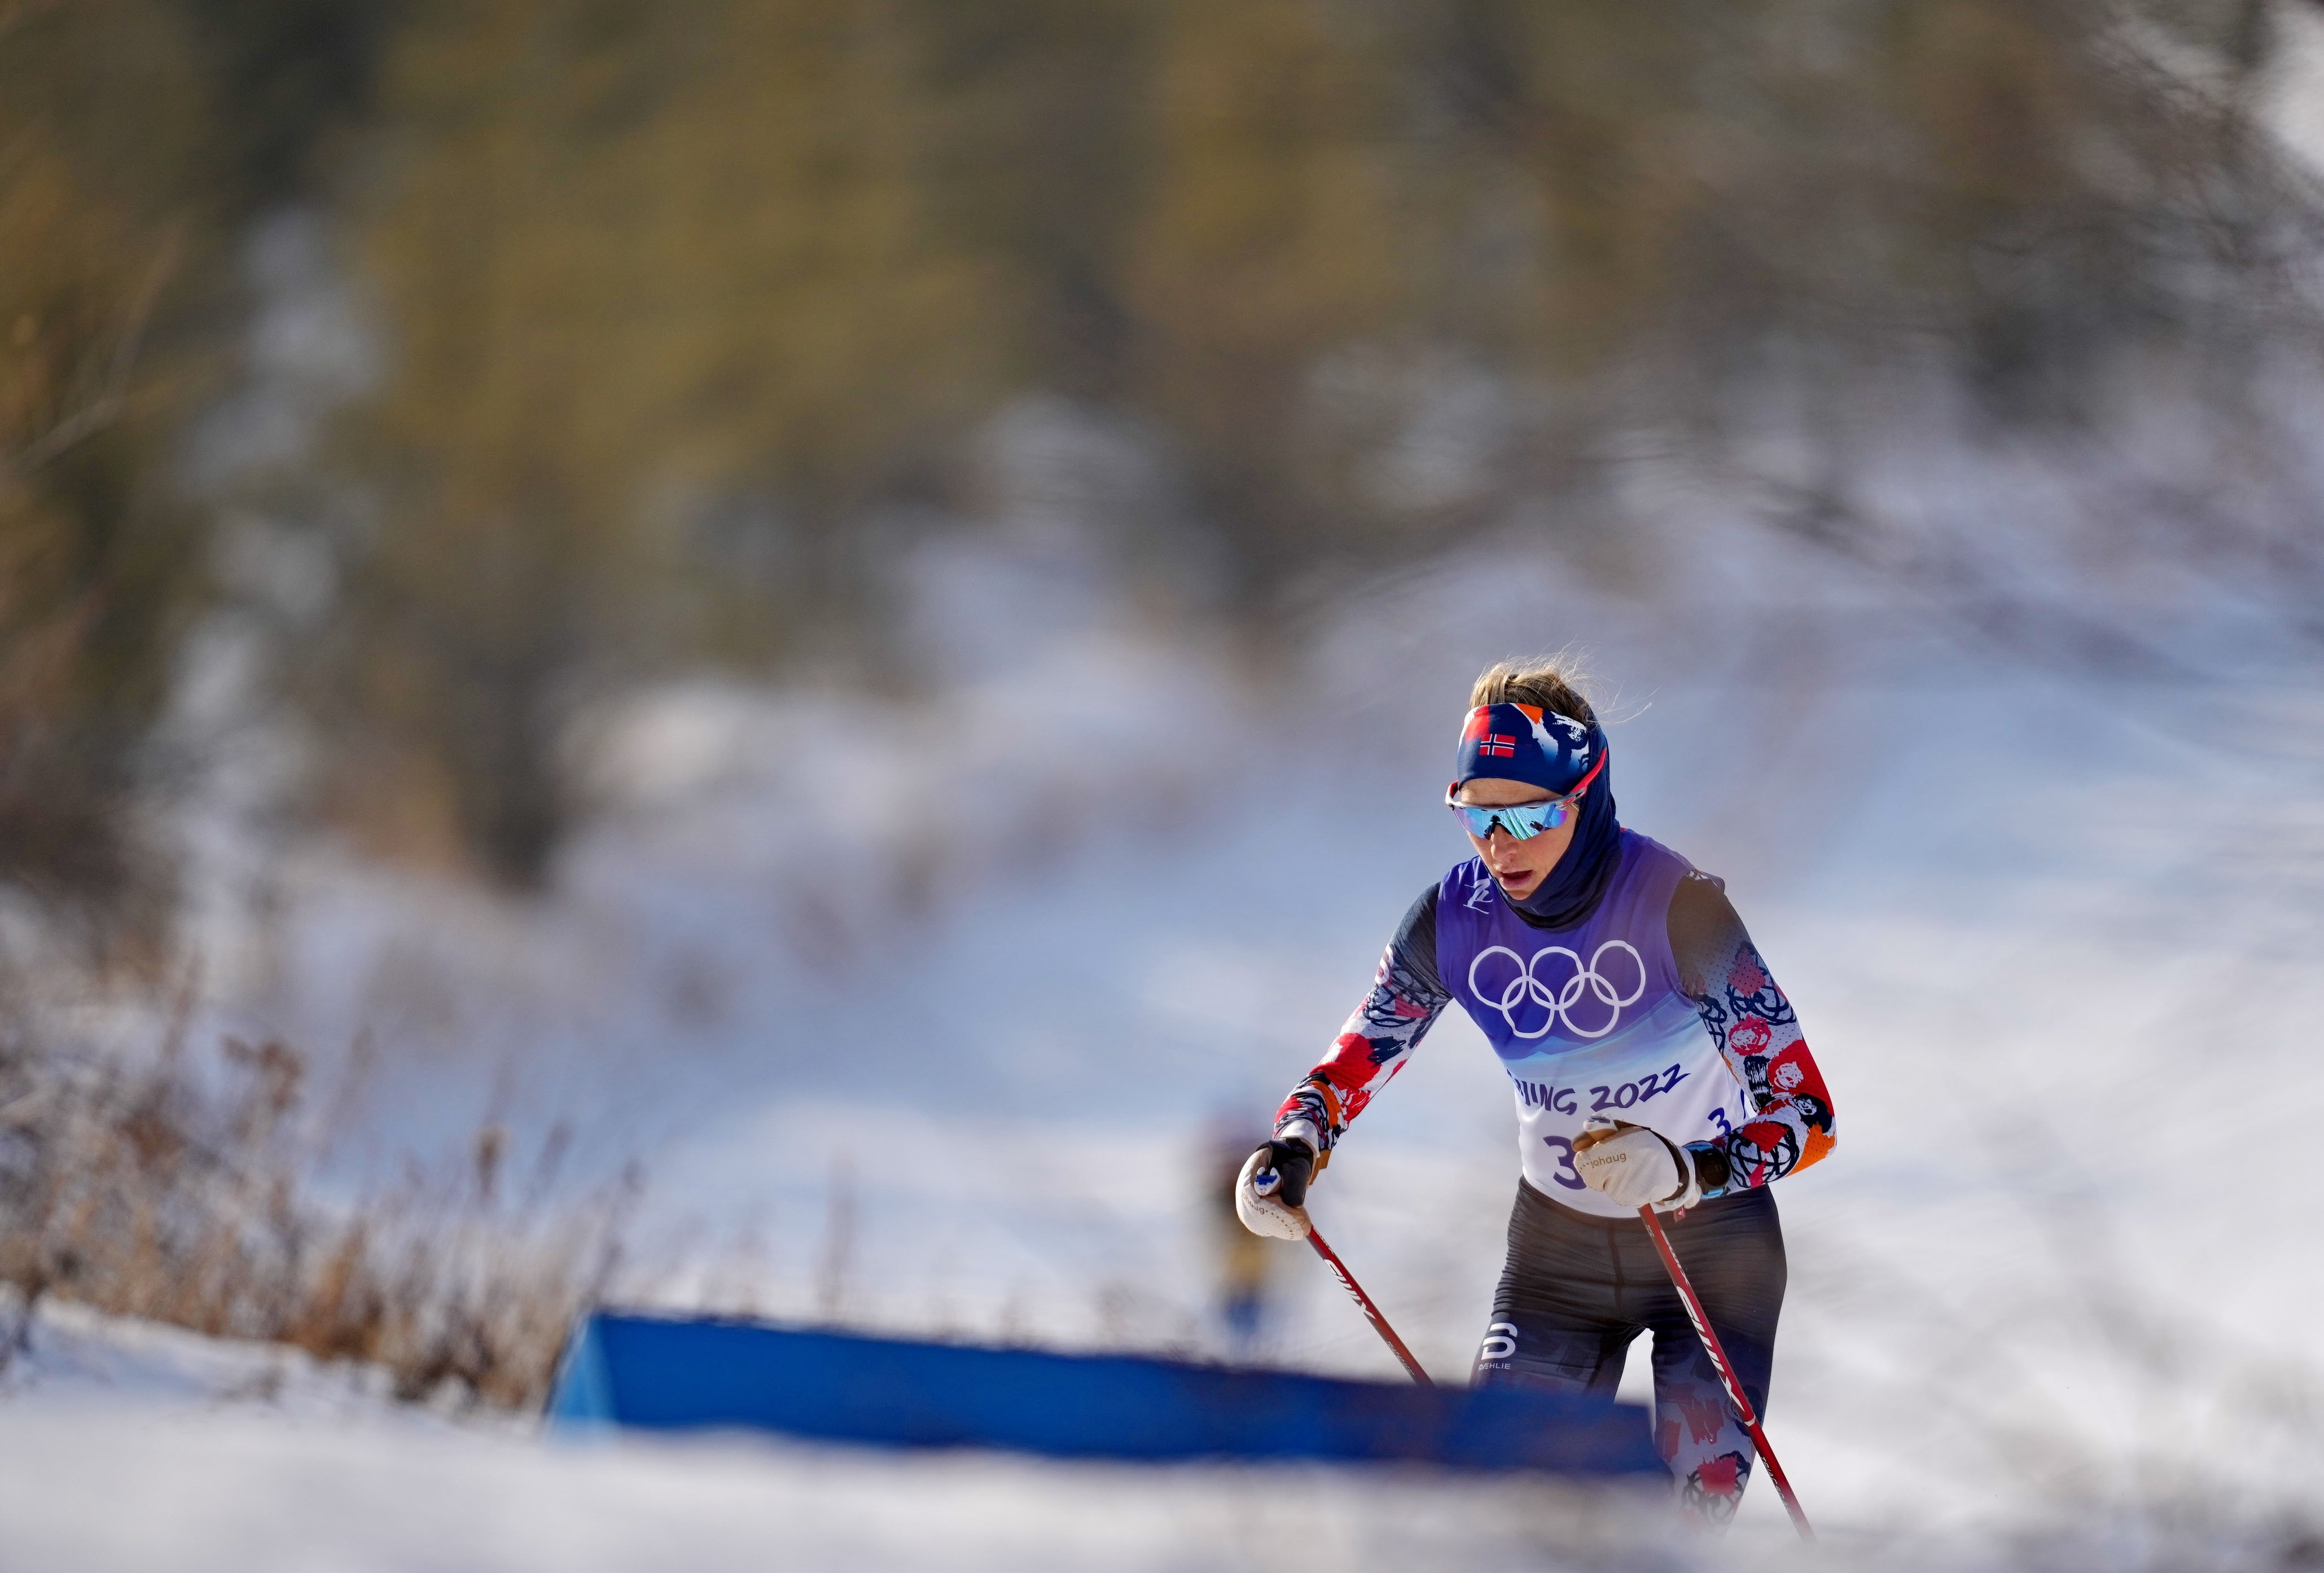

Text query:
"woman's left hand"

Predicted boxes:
[[1575, 1118, 1696, 1210]]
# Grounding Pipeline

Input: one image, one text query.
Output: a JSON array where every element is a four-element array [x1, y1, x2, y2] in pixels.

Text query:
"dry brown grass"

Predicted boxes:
[[0, 990, 634, 1409]]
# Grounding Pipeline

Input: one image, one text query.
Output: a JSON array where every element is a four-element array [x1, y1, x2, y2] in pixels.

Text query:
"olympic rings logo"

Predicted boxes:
[[1467, 940, 1646, 1040]]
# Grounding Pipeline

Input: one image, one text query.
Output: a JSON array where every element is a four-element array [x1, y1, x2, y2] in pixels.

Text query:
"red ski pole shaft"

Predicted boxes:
[[1304, 1224, 1432, 1386], [1637, 1205, 1813, 1540]]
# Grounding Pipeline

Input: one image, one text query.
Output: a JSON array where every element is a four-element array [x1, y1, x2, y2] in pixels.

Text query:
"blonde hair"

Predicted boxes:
[[1470, 652, 1599, 726]]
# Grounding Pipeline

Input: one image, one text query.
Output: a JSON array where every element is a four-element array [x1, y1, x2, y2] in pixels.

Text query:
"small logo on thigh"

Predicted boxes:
[[1478, 1321, 1518, 1363]]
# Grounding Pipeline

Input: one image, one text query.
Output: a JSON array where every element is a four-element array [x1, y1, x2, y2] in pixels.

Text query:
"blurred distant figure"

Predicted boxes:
[[1205, 1122, 1279, 1360]]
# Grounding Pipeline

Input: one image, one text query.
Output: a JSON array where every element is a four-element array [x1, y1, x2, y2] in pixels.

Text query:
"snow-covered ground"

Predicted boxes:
[[0, 1297, 1694, 1573]]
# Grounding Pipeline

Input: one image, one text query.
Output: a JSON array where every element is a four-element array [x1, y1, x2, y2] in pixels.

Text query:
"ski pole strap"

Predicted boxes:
[[1637, 1205, 1813, 1541], [1305, 1227, 1432, 1386]]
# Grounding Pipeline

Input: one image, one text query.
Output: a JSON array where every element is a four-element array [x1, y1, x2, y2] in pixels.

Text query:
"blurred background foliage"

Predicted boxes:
[[1, 0, 221, 965], [1, 0, 2315, 913]]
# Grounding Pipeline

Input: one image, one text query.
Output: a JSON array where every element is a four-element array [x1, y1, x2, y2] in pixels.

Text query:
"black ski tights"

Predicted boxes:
[[1470, 1180, 1786, 1525]]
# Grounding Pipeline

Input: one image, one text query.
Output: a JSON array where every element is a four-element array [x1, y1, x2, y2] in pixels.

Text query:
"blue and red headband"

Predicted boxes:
[[1453, 702, 1607, 796]]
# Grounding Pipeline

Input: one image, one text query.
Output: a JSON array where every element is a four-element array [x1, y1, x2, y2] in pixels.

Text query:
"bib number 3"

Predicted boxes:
[[1540, 1135, 1588, 1192]]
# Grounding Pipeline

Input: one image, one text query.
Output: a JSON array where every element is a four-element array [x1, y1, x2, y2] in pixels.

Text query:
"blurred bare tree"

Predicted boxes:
[[304, 0, 1025, 884], [0, 0, 399, 956], [0, 1, 221, 968]]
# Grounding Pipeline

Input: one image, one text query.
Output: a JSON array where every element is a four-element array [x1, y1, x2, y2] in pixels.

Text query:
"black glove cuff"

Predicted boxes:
[[1255, 1138, 1316, 1208]]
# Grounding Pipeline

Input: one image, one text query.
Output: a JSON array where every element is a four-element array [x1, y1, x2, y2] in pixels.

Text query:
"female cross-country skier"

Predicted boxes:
[[1233, 656, 1836, 1524]]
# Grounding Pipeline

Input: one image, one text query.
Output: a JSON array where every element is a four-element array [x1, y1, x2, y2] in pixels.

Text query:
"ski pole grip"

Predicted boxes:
[[1252, 1139, 1314, 1207]]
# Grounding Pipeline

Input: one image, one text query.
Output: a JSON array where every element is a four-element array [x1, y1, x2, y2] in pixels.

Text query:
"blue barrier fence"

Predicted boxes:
[[546, 1311, 1666, 1476]]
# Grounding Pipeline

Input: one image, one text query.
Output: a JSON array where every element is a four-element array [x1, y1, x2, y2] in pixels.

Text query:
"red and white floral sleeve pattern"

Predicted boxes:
[[1679, 925, 1836, 1198], [1274, 934, 1451, 1154]]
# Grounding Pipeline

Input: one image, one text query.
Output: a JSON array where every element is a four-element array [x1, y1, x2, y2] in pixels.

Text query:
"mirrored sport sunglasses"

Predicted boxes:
[[1445, 752, 1606, 841]]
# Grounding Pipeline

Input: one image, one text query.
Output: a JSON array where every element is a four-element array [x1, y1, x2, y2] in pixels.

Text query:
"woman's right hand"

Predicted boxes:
[[1234, 1137, 1317, 1240]]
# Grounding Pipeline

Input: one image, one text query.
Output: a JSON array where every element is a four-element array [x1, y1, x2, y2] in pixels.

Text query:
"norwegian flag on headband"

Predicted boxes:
[[1454, 702, 1604, 794]]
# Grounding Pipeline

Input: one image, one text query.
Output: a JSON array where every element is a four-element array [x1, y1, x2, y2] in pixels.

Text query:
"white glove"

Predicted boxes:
[[1234, 1133, 1316, 1241], [1573, 1118, 1698, 1211]]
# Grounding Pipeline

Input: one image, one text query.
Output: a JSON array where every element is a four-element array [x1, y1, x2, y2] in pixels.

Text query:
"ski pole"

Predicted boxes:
[[1305, 1223, 1432, 1386], [1637, 1203, 1813, 1540]]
